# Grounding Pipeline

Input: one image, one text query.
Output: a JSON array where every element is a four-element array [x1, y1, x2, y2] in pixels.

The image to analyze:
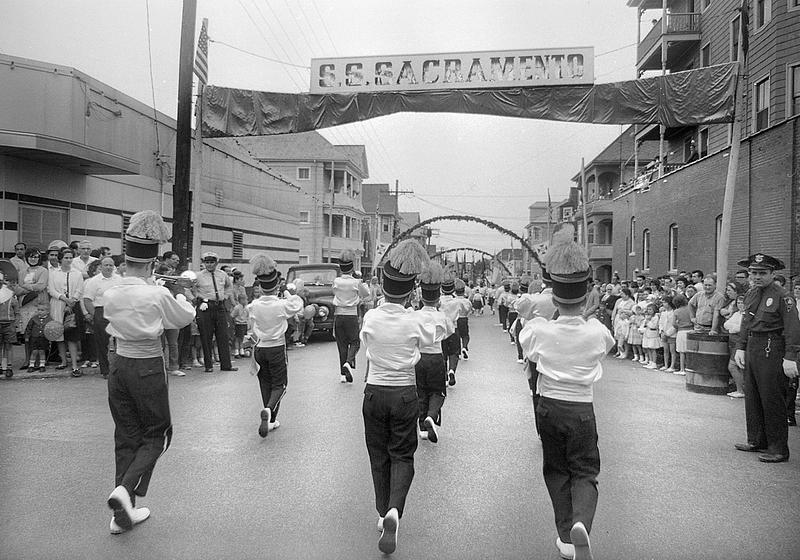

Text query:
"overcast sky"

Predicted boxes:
[[0, 0, 642, 254]]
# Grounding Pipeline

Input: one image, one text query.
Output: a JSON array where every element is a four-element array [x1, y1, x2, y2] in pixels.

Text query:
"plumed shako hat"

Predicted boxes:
[[125, 210, 169, 263], [382, 240, 429, 298], [419, 261, 444, 304], [338, 249, 355, 274], [250, 253, 281, 291], [545, 224, 591, 304]]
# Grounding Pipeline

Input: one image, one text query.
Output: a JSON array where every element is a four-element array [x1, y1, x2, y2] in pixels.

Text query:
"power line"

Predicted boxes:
[[209, 38, 311, 69]]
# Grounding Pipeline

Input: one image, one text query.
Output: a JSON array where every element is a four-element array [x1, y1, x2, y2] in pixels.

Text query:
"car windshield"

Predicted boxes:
[[291, 269, 337, 286]]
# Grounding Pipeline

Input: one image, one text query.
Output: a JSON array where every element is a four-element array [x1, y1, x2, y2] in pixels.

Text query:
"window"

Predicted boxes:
[[629, 217, 636, 256], [702, 0, 712, 10], [332, 215, 344, 237], [730, 15, 740, 62], [668, 224, 678, 271], [587, 221, 594, 245], [789, 64, 800, 117], [755, 0, 771, 29], [345, 216, 352, 238], [19, 204, 69, 250], [701, 43, 711, 67], [297, 167, 310, 180], [122, 213, 132, 251], [562, 207, 574, 220], [754, 77, 770, 132], [232, 230, 243, 260], [791, 0, 800, 13], [382, 220, 390, 233], [298, 255, 309, 265], [699, 127, 709, 157], [299, 211, 310, 224], [714, 215, 723, 266], [642, 229, 651, 270]]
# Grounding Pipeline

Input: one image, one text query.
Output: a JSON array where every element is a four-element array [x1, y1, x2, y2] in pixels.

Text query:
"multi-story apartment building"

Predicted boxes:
[[523, 188, 581, 278], [573, 0, 800, 280], [361, 183, 399, 274], [232, 131, 368, 267]]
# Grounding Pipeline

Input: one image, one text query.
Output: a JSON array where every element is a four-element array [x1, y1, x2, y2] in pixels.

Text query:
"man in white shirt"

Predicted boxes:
[[71, 240, 97, 279], [10, 242, 28, 279], [82, 257, 121, 378], [332, 250, 369, 382], [103, 211, 195, 535]]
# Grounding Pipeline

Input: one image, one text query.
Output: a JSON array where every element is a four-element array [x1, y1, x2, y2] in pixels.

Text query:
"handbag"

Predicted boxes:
[[63, 306, 77, 330]]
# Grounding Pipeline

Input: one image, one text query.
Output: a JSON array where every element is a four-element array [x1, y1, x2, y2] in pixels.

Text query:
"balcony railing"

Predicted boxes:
[[637, 13, 701, 65]]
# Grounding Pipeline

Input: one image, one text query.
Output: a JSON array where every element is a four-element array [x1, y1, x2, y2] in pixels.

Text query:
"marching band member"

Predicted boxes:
[[454, 279, 472, 360], [103, 211, 195, 534], [247, 254, 304, 438], [439, 269, 472, 387], [518, 224, 615, 560], [360, 240, 443, 555], [333, 249, 369, 383], [414, 262, 454, 443]]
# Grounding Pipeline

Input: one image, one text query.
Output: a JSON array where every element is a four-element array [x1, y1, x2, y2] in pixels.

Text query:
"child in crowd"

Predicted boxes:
[[0, 273, 20, 377], [723, 294, 746, 397], [24, 302, 51, 372], [640, 303, 661, 369], [190, 317, 203, 368], [231, 294, 249, 358], [672, 293, 693, 375], [658, 297, 677, 372], [627, 304, 645, 363]]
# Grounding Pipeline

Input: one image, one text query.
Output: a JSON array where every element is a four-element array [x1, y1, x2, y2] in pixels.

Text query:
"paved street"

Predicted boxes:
[[1, 313, 799, 560]]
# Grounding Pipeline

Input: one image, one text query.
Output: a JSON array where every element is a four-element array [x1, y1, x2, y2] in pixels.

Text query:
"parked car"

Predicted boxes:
[[285, 263, 341, 336]]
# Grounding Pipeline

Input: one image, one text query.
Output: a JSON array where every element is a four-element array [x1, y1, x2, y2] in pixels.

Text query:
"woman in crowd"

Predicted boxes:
[[723, 293, 746, 398], [47, 247, 84, 376], [598, 283, 619, 334], [14, 248, 49, 367], [612, 287, 635, 359]]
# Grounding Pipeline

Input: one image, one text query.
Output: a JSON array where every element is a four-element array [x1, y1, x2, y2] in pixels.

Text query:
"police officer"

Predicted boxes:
[[194, 251, 237, 373], [104, 211, 196, 533], [733, 253, 800, 463]]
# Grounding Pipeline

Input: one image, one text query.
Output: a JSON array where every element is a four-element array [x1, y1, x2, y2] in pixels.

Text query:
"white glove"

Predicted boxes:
[[199, 302, 208, 311], [734, 349, 746, 369], [783, 359, 799, 379], [283, 290, 292, 299], [175, 293, 187, 303]]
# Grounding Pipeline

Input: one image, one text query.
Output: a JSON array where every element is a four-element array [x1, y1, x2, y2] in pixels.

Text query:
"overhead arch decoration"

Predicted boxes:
[[433, 247, 512, 275], [381, 214, 542, 267]]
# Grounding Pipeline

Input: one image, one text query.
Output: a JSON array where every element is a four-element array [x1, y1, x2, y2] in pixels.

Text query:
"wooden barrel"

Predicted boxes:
[[685, 332, 731, 395]]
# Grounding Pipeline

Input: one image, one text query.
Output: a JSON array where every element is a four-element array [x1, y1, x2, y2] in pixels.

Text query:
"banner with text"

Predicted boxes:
[[311, 48, 594, 94]]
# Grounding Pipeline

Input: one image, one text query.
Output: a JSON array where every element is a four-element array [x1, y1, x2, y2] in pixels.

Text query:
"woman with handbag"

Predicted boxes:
[[47, 247, 84, 376], [13, 247, 49, 368]]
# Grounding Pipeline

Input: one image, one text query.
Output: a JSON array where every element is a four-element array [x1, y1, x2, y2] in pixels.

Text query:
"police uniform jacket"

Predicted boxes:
[[736, 282, 800, 360]]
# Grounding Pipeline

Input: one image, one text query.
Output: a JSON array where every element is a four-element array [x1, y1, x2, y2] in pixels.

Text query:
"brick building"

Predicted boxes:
[[573, 0, 800, 281]]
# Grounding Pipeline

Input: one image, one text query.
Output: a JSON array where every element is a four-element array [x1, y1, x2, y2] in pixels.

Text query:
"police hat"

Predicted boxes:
[[736, 253, 784, 271], [201, 251, 219, 261]]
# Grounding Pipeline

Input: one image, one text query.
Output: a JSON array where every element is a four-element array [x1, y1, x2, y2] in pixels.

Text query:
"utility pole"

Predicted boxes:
[[392, 179, 414, 238], [172, 0, 197, 265]]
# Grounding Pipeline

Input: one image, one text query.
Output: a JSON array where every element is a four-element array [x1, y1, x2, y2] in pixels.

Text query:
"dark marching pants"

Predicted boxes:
[[499, 304, 509, 330], [441, 333, 461, 373], [107, 354, 172, 498], [334, 314, 360, 373], [415, 353, 447, 428], [93, 307, 110, 376], [457, 317, 470, 351], [537, 396, 600, 545], [514, 319, 524, 360], [255, 345, 288, 420], [743, 333, 789, 456], [197, 301, 232, 370], [363, 384, 418, 518], [527, 361, 541, 433], [507, 311, 519, 343]]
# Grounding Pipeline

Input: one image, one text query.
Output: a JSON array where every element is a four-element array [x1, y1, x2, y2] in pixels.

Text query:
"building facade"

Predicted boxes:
[[361, 183, 399, 275], [572, 0, 800, 281], [232, 132, 368, 268], [0, 54, 301, 278]]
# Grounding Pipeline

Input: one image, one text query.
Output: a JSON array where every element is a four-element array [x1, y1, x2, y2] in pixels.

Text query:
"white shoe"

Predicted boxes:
[[168, 369, 186, 377], [665, 367, 676, 373], [673, 370, 686, 376], [193, 360, 203, 368], [343, 363, 354, 383], [340, 374, 348, 383], [419, 431, 429, 440], [570, 522, 592, 560], [424, 416, 438, 443], [258, 408, 271, 438], [378, 508, 399, 554], [107, 486, 135, 530], [645, 363, 657, 369], [556, 537, 575, 559], [377, 516, 384, 532], [269, 420, 281, 431], [516, 358, 524, 364], [110, 507, 150, 534], [727, 391, 745, 398]]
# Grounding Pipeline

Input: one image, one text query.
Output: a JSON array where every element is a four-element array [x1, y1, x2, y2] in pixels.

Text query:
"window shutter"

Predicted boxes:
[[232, 230, 243, 260]]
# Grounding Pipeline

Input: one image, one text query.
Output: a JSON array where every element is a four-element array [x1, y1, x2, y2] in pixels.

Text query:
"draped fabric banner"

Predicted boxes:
[[201, 63, 737, 138]]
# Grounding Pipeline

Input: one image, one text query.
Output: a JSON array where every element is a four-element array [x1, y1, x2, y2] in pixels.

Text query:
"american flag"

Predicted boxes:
[[193, 18, 208, 84]]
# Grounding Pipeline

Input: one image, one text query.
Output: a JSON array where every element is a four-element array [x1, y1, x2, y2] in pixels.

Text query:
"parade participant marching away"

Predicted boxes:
[[247, 254, 304, 438], [333, 249, 369, 383], [518, 224, 615, 560], [439, 269, 472, 387], [505, 282, 521, 344], [510, 276, 532, 363], [103, 211, 195, 535], [455, 279, 472, 360], [414, 261, 455, 443], [733, 253, 800, 463], [360, 240, 444, 555], [516, 269, 556, 428], [497, 281, 511, 330]]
